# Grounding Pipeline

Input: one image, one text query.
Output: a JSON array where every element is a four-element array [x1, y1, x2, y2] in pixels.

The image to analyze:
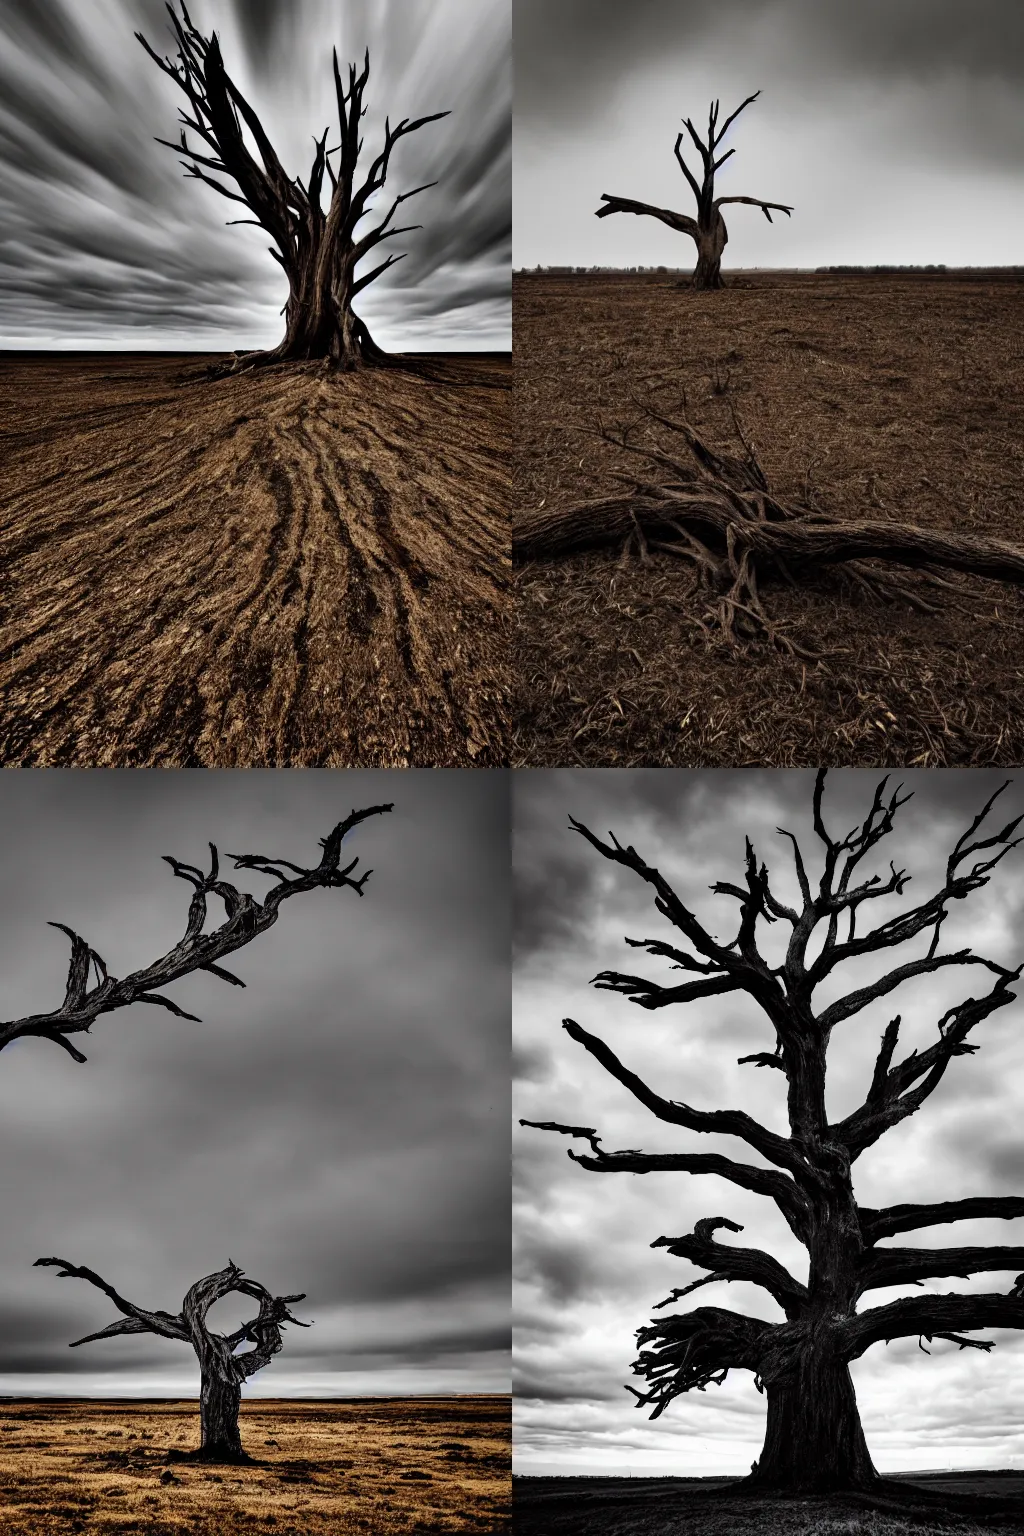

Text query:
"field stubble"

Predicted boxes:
[[0, 354, 509, 767], [513, 272, 1024, 766], [0, 1396, 510, 1535]]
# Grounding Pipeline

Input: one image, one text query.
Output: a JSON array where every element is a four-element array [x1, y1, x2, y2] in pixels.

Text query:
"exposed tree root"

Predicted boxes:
[[513, 403, 1024, 655]]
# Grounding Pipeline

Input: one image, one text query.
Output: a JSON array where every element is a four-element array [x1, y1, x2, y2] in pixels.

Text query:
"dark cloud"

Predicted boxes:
[[0, 0, 509, 349], [0, 768, 509, 1395], [516, 0, 1024, 122]]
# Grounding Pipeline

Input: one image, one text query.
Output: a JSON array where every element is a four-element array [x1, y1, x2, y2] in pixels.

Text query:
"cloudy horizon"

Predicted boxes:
[[0, 768, 509, 1401], [515, 0, 1024, 272], [514, 769, 1024, 1475], [0, 0, 510, 352]]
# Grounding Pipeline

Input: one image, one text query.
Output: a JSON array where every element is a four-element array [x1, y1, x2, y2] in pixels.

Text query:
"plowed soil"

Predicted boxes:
[[0, 1395, 511, 1535], [515, 1472, 1024, 1534], [513, 271, 1024, 767], [0, 353, 510, 767]]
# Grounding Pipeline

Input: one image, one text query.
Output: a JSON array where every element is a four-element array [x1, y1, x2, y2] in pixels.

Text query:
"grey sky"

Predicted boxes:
[[0, 768, 509, 1399], [515, 0, 1024, 269], [514, 770, 1024, 1474], [0, 0, 510, 350]]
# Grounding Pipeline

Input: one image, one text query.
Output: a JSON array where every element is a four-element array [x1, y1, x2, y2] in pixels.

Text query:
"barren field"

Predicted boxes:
[[515, 1473, 1024, 1534], [0, 353, 509, 767], [513, 271, 1024, 766], [0, 1396, 510, 1535]]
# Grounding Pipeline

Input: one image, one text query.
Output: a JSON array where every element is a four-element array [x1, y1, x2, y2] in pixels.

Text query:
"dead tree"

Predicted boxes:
[[523, 773, 1024, 1494], [35, 1258, 307, 1461], [136, 3, 449, 370], [595, 92, 791, 289], [513, 402, 1024, 655], [0, 804, 392, 1062]]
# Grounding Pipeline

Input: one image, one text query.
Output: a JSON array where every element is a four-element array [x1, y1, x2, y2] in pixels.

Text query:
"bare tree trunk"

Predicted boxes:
[[197, 1353, 245, 1460], [138, 7, 448, 372], [753, 1346, 877, 1492], [690, 217, 726, 291]]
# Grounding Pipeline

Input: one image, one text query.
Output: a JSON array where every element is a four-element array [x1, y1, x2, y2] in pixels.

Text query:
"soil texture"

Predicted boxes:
[[0, 353, 509, 767], [513, 271, 1024, 766]]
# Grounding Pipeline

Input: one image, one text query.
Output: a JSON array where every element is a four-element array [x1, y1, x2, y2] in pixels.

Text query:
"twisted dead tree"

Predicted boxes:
[[137, 3, 448, 370], [523, 772, 1024, 1494], [0, 804, 392, 1062], [595, 92, 791, 289], [35, 1258, 307, 1461], [513, 401, 1024, 655]]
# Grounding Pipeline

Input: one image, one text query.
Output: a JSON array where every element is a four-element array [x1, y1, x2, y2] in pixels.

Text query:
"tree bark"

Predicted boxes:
[[752, 1346, 877, 1492], [197, 1353, 245, 1460], [690, 217, 726, 291]]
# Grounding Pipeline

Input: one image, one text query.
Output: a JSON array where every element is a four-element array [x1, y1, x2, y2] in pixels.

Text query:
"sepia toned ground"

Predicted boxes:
[[0, 353, 510, 768], [0, 1396, 510, 1535], [514, 1473, 1024, 1534], [513, 271, 1024, 767]]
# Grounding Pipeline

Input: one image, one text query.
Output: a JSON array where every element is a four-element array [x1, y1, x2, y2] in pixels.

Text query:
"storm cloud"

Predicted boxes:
[[0, 0, 510, 350], [0, 768, 509, 1398], [514, 769, 1024, 1473], [515, 0, 1024, 269]]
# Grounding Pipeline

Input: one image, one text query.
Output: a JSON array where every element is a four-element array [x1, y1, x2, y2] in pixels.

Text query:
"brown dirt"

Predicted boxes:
[[0, 1395, 510, 1535], [0, 353, 509, 767], [513, 271, 1024, 766], [515, 1473, 1024, 1534]]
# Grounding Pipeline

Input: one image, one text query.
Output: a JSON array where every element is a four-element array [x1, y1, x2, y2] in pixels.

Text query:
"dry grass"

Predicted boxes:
[[0, 1396, 510, 1535], [513, 271, 1024, 766], [0, 353, 510, 767], [514, 1474, 1024, 1535]]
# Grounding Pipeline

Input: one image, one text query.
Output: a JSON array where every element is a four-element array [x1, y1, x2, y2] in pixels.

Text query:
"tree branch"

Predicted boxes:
[[860, 1245, 1024, 1292], [594, 195, 699, 239], [1, 806, 392, 1061], [844, 1289, 1024, 1359], [560, 1017, 802, 1173], [860, 1197, 1024, 1243], [652, 1216, 807, 1316], [33, 1258, 189, 1345], [519, 1120, 810, 1236]]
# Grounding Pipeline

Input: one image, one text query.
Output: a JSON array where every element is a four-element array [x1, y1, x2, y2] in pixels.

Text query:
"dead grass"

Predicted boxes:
[[0, 353, 510, 767], [513, 271, 1024, 766], [0, 1396, 510, 1535]]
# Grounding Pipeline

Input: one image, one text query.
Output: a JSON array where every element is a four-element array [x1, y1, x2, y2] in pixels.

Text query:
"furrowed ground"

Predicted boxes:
[[514, 1473, 1024, 1535], [513, 271, 1024, 767], [0, 1396, 511, 1535], [0, 354, 509, 767]]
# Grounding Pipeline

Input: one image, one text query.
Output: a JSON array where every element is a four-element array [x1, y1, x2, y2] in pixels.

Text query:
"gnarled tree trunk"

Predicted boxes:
[[690, 215, 726, 291], [754, 1347, 876, 1492], [138, 6, 448, 371], [197, 1356, 244, 1460]]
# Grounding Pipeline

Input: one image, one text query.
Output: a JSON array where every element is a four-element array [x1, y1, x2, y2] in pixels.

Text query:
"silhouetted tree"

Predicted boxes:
[[0, 804, 392, 1061], [523, 773, 1024, 1494], [595, 92, 791, 290], [35, 1258, 306, 1461], [137, 3, 449, 369]]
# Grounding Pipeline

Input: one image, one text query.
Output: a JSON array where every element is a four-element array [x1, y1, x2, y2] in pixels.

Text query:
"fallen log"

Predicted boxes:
[[513, 407, 1024, 654]]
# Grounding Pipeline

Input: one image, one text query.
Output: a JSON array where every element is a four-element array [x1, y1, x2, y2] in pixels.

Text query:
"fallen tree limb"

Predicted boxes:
[[513, 407, 1024, 654]]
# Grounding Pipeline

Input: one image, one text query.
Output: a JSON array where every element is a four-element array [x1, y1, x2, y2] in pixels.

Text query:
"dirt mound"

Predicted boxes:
[[0, 353, 509, 766]]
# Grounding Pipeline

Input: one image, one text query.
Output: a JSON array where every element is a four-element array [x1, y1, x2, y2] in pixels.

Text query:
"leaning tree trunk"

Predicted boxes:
[[751, 1342, 877, 1493]]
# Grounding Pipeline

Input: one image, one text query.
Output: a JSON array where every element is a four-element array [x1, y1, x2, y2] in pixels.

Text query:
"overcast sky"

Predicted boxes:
[[0, 768, 508, 1400], [514, 769, 1024, 1476], [0, 0, 510, 350], [515, 0, 1024, 270]]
